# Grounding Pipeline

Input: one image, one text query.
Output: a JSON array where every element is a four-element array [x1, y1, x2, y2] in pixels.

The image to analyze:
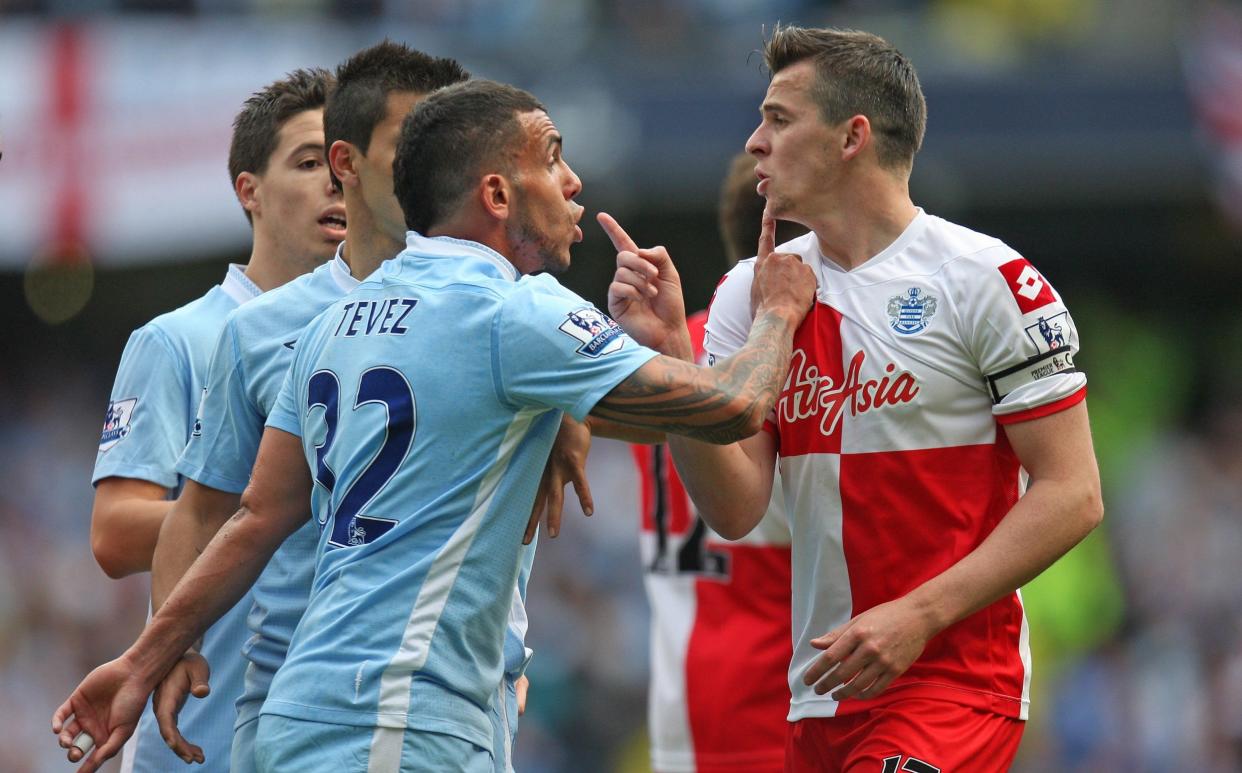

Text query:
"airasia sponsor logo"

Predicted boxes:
[[779, 348, 919, 436]]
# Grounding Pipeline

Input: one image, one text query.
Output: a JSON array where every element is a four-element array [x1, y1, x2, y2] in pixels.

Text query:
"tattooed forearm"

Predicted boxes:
[[593, 309, 795, 444]]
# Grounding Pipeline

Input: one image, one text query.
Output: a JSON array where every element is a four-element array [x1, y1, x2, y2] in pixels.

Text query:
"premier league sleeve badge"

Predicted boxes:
[[559, 307, 626, 358], [98, 397, 138, 452]]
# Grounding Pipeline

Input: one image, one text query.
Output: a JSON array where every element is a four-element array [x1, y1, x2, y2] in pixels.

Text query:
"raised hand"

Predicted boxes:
[[750, 203, 817, 326], [598, 212, 692, 359], [153, 650, 212, 765], [51, 657, 152, 773]]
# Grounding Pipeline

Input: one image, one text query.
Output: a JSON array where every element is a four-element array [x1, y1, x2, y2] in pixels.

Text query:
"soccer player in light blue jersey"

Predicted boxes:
[[145, 44, 475, 772], [54, 79, 817, 773], [86, 69, 341, 772]]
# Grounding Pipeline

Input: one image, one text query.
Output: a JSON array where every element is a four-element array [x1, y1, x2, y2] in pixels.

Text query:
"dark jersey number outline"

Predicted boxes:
[[646, 444, 729, 578], [882, 755, 940, 773], [306, 366, 415, 548]]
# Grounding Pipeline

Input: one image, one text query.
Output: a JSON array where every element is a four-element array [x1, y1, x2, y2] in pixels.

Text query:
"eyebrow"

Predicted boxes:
[[546, 134, 563, 152], [287, 142, 325, 159]]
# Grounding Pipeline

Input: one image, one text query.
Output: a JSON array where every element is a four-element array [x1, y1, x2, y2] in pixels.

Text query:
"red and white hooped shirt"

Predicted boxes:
[[634, 310, 793, 773], [703, 210, 1086, 724]]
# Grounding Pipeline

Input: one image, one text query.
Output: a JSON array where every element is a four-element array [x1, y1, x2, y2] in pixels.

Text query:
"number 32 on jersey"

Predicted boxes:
[[306, 366, 414, 548]]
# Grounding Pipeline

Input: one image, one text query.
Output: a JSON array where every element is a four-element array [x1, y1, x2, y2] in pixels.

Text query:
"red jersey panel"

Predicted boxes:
[[636, 310, 793, 773]]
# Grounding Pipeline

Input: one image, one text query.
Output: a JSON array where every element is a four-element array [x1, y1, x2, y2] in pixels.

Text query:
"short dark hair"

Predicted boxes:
[[325, 41, 469, 190], [764, 25, 926, 170], [228, 67, 334, 223], [394, 80, 545, 235]]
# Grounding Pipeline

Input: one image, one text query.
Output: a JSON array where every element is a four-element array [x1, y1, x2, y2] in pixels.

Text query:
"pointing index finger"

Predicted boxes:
[[757, 202, 775, 261], [596, 212, 640, 253]]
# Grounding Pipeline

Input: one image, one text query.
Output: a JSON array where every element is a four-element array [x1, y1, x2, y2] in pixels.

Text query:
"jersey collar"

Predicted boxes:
[[222, 263, 263, 304], [403, 231, 519, 282], [330, 242, 360, 292], [815, 208, 929, 275]]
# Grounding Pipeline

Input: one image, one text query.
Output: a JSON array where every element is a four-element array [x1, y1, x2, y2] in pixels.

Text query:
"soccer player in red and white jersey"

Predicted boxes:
[[604, 25, 1104, 772], [632, 154, 796, 773]]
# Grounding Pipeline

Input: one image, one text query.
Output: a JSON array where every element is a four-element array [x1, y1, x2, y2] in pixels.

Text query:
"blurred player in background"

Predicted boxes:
[[609, 25, 1104, 772], [633, 152, 795, 773], [86, 68, 339, 772], [145, 44, 470, 772], [53, 79, 816, 772]]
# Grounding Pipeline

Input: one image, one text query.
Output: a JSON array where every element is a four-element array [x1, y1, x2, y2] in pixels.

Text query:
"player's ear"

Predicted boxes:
[[235, 171, 260, 218], [329, 140, 358, 189], [841, 114, 870, 162], [479, 173, 511, 222]]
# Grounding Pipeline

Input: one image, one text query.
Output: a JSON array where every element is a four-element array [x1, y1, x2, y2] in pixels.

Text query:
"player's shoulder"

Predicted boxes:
[[918, 213, 1019, 273], [478, 273, 575, 315], [231, 262, 341, 334], [136, 284, 233, 351], [379, 250, 517, 310]]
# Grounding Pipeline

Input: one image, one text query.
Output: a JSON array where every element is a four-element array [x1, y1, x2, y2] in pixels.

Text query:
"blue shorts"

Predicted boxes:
[[255, 714, 493, 772], [230, 711, 259, 773]]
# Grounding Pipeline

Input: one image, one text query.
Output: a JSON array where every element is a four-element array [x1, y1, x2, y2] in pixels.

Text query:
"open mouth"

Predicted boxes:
[[319, 211, 347, 240]]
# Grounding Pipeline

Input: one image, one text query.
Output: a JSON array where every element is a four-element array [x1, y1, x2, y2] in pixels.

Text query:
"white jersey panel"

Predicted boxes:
[[780, 452, 849, 722]]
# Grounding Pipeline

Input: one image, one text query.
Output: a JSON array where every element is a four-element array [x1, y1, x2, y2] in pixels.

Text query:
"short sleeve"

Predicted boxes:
[[176, 320, 262, 494], [702, 261, 784, 437], [92, 325, 189, 488], [702, 260, 756, 364], [266, 350, 305, 438], [953, 249, 1087, 424], [494, 276, 659, 421]]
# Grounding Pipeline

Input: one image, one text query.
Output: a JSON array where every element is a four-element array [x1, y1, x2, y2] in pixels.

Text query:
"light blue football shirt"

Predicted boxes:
[[92, 263, 261, 773], [263, 233, 658, 754], [176, 253, 359, 733], [178, 249, 538, 772]]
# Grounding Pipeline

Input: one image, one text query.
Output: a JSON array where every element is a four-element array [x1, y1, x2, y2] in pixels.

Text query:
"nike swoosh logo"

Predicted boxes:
[[283, 340, 297, 349]]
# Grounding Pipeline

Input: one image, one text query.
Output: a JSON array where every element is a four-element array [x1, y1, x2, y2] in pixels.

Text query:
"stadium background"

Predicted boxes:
[[2, 0, 1241, 770]]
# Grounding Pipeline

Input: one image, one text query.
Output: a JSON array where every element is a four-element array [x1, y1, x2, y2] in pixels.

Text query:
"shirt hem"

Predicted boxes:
[[259, 699, 493, 750], [652, 748, 786, 773], [788, 681, 1028, 721], [995, 385, 1086, 425], [175, 463, 248, 494], [91, 464, 178, 489]]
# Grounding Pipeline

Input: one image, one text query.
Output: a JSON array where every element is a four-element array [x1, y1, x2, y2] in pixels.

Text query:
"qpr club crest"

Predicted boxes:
[[99, 397, 137, 452], [559, 307, 626, 358], [886, 287, 938, 335]]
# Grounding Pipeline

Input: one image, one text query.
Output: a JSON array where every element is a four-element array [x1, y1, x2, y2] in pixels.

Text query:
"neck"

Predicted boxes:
[[341, 205, 404, 281], [428, 211, 523, 271], [805, 168, 918, 271], [244, 225, 317, 292]]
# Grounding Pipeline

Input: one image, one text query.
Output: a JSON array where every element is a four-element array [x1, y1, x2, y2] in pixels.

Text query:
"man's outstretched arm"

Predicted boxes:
[[52, 427, 311, 773], [151, 480, 242, 610]]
